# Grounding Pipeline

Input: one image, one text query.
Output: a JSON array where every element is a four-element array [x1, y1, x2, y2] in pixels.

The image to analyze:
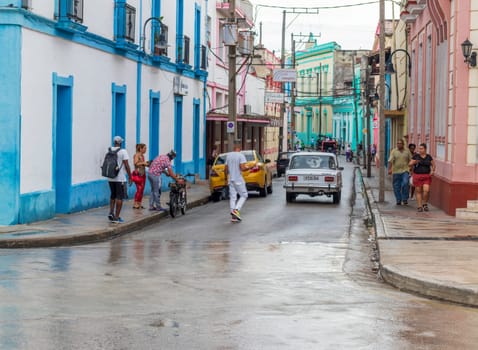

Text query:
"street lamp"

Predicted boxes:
[[373, 82, 390, 103], [385, 49, 412, 76], [461, 38, 477, 67], [140, 16, 165, 53]]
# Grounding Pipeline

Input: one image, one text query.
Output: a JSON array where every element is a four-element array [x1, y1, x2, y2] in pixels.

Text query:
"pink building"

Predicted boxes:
[[404, 0, 478, 215]]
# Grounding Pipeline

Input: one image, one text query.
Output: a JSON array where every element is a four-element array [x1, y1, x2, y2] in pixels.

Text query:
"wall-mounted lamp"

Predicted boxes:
[[373, 82, 390, 101], [385, 49, 412, 76], [461, 38, 477, 67], [140, 16, 166, 53]]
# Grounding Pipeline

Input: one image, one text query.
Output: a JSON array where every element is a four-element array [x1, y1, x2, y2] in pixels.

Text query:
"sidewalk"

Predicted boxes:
[[0, 182, 211, 248], [361, 166, 478, 307]]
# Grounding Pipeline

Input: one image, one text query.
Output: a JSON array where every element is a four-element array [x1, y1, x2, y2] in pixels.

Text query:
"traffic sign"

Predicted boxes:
[[227, 121, 235, 133]]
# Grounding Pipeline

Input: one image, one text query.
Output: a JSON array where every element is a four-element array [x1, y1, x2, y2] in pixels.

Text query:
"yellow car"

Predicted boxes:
[[209, 150, 273, 202]]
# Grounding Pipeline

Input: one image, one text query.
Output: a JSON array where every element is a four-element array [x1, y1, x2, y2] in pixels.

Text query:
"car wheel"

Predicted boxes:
[[286, 192, 295, 203], [333, 191, 341, 204], [267, 181, 273, 194], [211, 192, 221, 202], [259, 182, 267, 197]]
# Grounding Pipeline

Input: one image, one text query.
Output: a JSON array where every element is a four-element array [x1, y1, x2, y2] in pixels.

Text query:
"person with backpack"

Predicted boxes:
[[103, 136, 132, 223]]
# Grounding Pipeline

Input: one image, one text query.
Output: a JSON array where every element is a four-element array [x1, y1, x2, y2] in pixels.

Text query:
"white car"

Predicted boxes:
[[283, 152, 343, 203]]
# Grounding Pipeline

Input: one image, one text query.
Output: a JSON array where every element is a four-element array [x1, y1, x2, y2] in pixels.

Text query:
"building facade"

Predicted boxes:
[[205, 1, 276, 164], [404, 0, 478, 215], [293, 39, 368, 151], [0, 0, 208, 225]]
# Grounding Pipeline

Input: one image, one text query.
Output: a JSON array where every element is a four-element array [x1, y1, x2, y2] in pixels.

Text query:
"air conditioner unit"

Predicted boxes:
[[173, 76, 189, 96], [244, 104, 252, 114]]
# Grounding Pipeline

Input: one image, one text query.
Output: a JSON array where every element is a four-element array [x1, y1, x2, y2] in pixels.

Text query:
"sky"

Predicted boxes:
[[250, 0, 401, 54]]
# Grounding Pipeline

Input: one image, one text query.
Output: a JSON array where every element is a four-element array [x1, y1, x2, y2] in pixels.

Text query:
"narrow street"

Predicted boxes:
[[1, 161, 478, 349]]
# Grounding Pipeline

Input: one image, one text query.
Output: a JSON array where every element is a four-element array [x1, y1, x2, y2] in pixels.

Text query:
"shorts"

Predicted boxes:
[[412, 173, 432, 187], [109, 181, 127, 200]]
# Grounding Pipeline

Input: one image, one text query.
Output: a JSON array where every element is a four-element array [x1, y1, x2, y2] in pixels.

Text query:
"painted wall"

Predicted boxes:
[[0, 0, 209, 224]]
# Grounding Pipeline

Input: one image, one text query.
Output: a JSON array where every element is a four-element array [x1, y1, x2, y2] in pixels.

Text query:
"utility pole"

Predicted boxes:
[[227, 0, 237, 152], [351, 54, 359, 157], [279, 10, 286, 154], [290, 33, 296, 149], [364, 63, 372, 177], [318, 64, 322, 138], [378, 0, 386, 201]]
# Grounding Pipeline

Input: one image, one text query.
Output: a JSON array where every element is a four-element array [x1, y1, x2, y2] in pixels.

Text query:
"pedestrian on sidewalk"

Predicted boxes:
[[132, 143, 148, 209], [371, 144, 377, 166], [409, 143, 435, 212], [388, 139, 412, 205], [147, 150, 183, 211], [408, 143, 417, 200], [345, 144, 352, 162], [108, 136, 132, 223], [225, 141, 254, 222]]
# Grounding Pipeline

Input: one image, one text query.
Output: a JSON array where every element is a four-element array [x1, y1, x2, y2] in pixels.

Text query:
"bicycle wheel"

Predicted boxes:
[[169, 192, 178, 218], [180, 190, 187, 215]]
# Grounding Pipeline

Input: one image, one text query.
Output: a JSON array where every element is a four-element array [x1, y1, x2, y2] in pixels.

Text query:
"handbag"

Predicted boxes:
[[131, 170, 142, 184]]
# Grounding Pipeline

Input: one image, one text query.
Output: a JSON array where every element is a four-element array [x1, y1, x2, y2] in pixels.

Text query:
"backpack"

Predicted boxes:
[[101, 147, 121, 178]]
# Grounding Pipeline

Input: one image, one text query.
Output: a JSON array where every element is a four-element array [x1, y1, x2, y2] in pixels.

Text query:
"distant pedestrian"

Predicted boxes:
[[371, 144, 377, 165], [345, 144, 352, 162], [132, 143, 148, 209], [207, 144, 218, 168], [408, 143, 417, 200], [147, 150, 182, 211], [409, 143, 435, 212], [295, 141, 301, 151], [388, 139, 412, 205], [107, 136, 132, 223], [225, 141, 254, 222]]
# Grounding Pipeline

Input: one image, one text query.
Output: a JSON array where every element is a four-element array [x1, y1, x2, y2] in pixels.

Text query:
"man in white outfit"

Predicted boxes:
[[225, 141, 254, 221]]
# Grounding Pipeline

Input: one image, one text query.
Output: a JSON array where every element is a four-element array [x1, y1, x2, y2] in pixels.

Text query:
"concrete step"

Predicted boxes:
[[466, 200, 478, 210], [456, 208, 478, 220]]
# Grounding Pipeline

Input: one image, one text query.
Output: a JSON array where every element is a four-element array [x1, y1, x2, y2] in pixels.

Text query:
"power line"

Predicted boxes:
[[253, 0, 401, 10]]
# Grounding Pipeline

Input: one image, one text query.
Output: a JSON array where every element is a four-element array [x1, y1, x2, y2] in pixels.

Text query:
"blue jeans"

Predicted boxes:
[[392, 172, 410, 203], [147, 173, 162, 209]]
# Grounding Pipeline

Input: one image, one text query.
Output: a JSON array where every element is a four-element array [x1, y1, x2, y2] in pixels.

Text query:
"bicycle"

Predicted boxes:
[[168, 173, 195, 218]]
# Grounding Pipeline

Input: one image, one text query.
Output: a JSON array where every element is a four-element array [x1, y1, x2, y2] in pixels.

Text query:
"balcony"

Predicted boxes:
[[406, 0, 426, 15], [400, 10, 418, 24], [216, 0, 253, 25]]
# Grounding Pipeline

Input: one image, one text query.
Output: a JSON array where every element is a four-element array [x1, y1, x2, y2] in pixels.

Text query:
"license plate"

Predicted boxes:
[[304, 175, 320, 181]]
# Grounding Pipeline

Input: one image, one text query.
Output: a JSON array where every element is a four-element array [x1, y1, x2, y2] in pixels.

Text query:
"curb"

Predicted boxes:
[[380, 264, 478, 307], [360, 169, 478, 307], [0, 196, 211, 249]]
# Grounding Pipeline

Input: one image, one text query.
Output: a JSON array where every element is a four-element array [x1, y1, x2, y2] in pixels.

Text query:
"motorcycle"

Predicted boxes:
[[168, 173, 195, 218]]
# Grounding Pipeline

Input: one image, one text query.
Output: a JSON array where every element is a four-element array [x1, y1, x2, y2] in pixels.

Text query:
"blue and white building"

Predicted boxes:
[[0, 0, 209, 225]]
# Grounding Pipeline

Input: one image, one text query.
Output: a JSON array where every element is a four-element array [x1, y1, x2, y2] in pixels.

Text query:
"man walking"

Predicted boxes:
[[388, 139, 412, 205], [225, 141, 253, 222], [108, 136, 132, 223]]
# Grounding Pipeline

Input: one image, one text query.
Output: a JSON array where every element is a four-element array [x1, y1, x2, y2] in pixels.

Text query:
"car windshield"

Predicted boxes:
[[289, 155, 337, 170]]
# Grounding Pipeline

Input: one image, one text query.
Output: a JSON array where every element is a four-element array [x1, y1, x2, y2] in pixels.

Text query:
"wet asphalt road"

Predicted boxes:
[[2, 162, 478, 349]]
